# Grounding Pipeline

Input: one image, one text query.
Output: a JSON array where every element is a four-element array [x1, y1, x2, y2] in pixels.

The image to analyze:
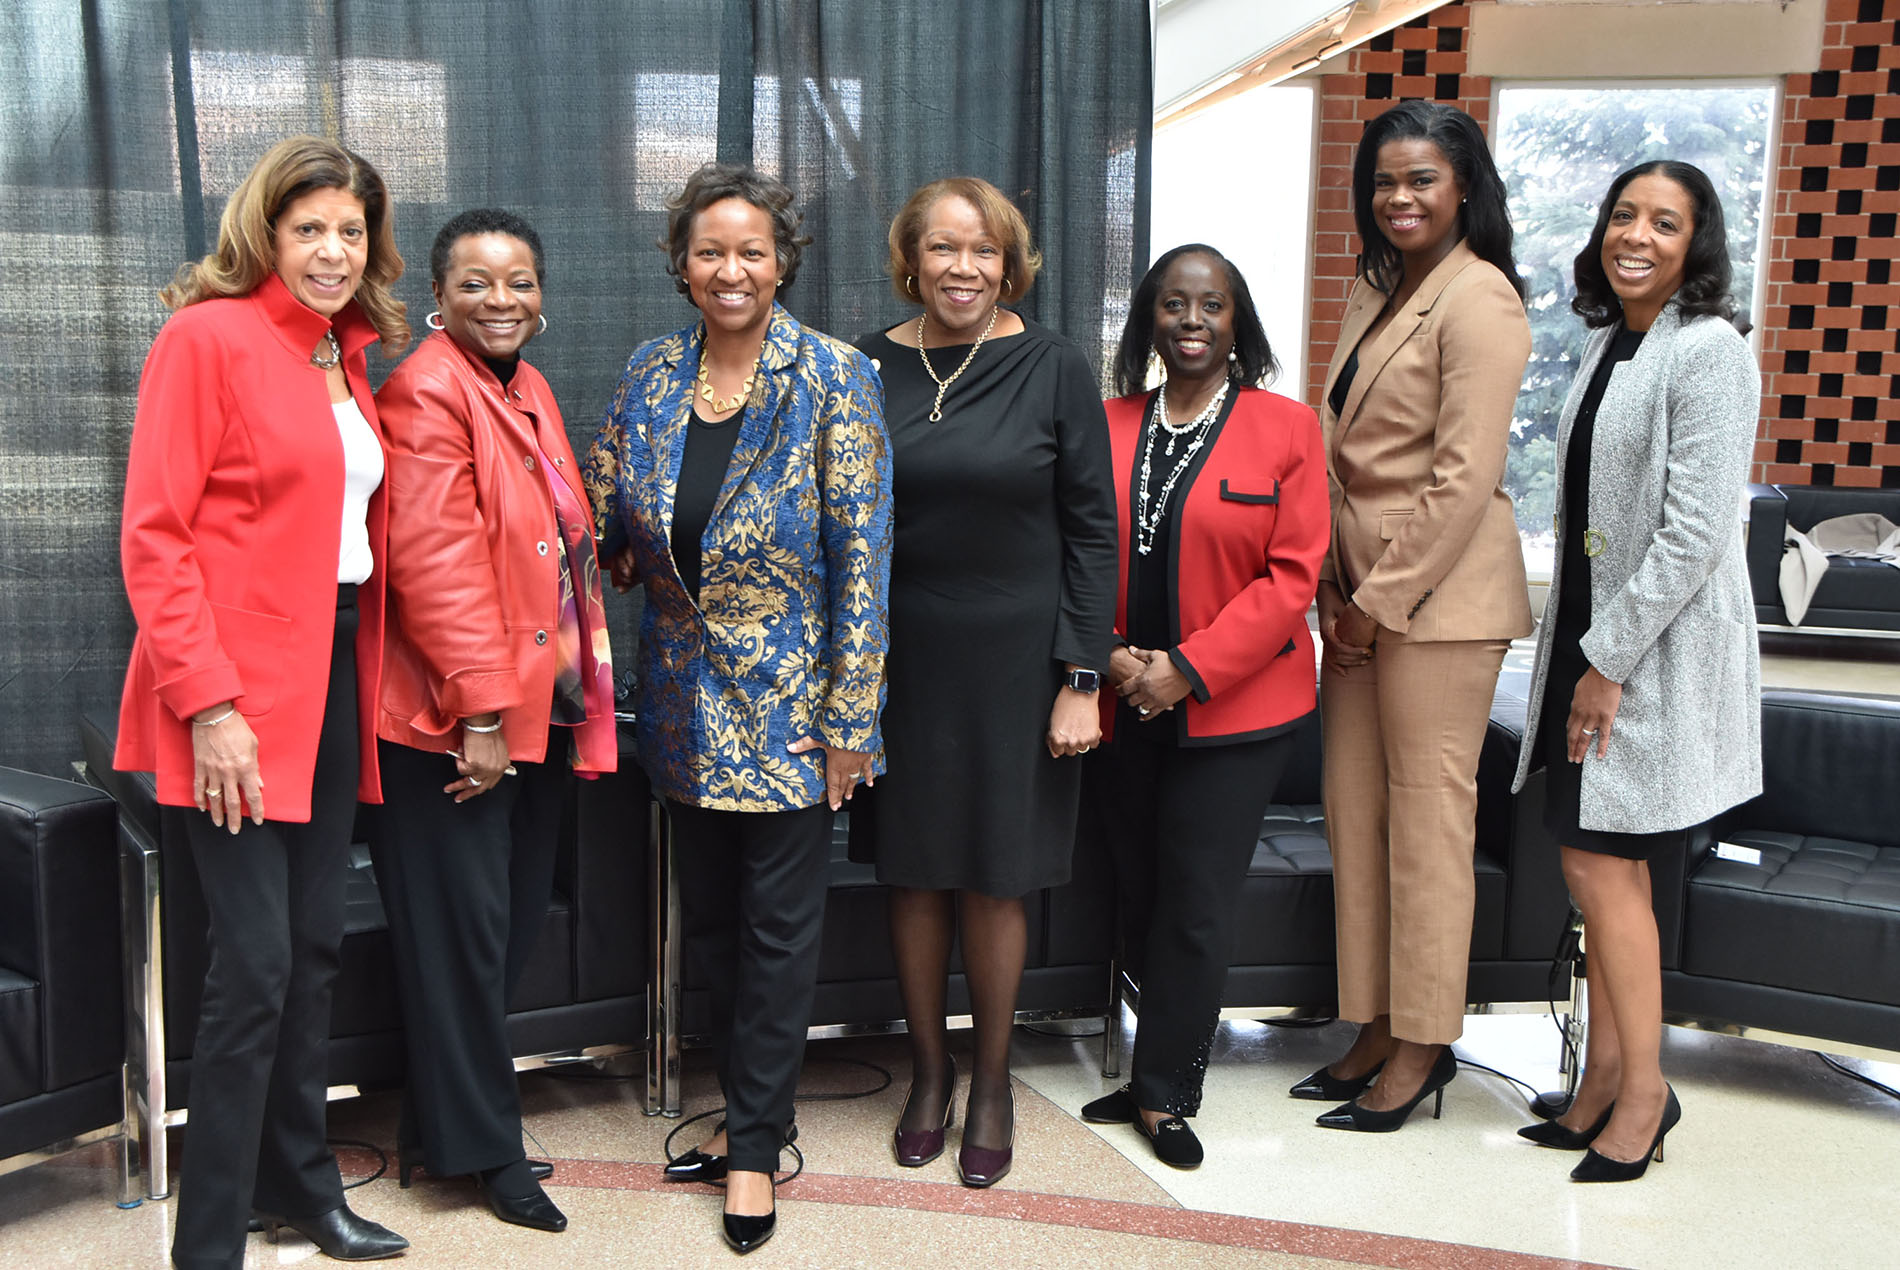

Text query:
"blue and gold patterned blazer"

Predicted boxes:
[[584, 304, 892, 812]]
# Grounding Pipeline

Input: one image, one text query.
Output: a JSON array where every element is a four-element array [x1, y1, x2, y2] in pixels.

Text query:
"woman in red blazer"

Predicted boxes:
[[371, 209, 616, 1234], [1078, 245, 1328, 1167], [115, 136, 411, 1269]]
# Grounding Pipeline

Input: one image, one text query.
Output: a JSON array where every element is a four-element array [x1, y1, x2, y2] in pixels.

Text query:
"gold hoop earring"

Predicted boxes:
[[905, 275, 919, 299], [1003, 276, 1012, 295]]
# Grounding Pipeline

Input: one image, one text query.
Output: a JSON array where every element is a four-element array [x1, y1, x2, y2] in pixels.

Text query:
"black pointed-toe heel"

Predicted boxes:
[[665, 1118, 730, 1183], [1518, 1102, 1615, 1150], [256, 1205, 409, 1260], [1080, 1083, 1138, 1124], [721, 1179, 776, 1255], [1571, 1087, 1681, 1183], [397, 1145, 421, 1189], [1315, 1047, 1458, 1133], [1287, 1059, 1384, 1102], [894, 1056, 957, 1167], [475, 1168, 568, 1232]]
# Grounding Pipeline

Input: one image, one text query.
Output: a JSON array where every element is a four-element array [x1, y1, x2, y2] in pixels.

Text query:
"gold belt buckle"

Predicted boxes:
[[1583, 528, 1607, 558]]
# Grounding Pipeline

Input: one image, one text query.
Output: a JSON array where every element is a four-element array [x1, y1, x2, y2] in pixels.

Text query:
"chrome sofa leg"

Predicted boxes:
[[1101, 957, 1123, 1080], [645, 800, 682, 1118]]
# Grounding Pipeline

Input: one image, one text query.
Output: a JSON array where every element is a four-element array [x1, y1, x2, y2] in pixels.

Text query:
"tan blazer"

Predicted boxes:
[[1318, 242, 1534, 641]]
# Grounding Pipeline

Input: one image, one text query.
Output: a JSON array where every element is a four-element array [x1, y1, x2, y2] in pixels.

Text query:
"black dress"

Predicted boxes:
[[1539, 326, 1681, 860], [847, 318, 1117, 897]]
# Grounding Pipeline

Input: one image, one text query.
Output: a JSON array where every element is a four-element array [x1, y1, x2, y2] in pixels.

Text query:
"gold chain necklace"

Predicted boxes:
[[915, 306, 999, 422], [697, 353, 758, 414]]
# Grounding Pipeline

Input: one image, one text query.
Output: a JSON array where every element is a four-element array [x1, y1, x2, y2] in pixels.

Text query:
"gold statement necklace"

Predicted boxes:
[[915, 306, 1000, 422], [697, 353, 758, 414]]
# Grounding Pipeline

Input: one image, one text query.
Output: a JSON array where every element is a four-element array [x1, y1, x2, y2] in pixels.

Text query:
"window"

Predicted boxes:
[[1491, 82, 1776, 576]]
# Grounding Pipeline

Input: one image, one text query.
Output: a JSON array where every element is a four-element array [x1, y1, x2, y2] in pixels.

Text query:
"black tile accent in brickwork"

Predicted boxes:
[[1812, 70, 1840, 96], [1786, 349, 1811, 374], [1795, 258, 1821, 284], [1871, 260, 1892, 286], [1791, 305, 1816, 329], [1811, 463, 1836, 486], [1782, 394, 1808, 418], [1850, 441, 1874, 466], [1843, 142, 1868, 167], [1833, 236, 1859, 260], [1847, 94, 1876, 121], [1826, 328, 1849, 353], [1840, 190, 1863, 215], [1403, 48, 1426, 75], [1434, 73, 1459, 98], [1369, 31, 1395, 52], [1883, 467, 1900, 488], [1798, 213, 1822, 237], [1870, 212, 1896, 238], [1853, 45, 1879, 72], [1815, 419, 1840, 444], [1858, 0, 1882, 21], [1858, 350, 1882, 374], [1862, 305, 1888, 331], [1778, 439, 1803, 463], [1888, 420, 1900, 445], [1367, 73, 1393, 99], [1854, 397, 1879, 421], [1803, 167, 1830, 191], [1821, 373, 1844, 397], [1878, 168, 1900, 192], [1808, 119, 1836, 144], [1829, 282, 1855, 307], [1437, 26, 1461, 51]]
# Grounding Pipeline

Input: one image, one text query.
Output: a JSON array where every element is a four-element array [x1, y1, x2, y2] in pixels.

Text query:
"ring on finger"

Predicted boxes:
[[206, 787, 223, 798], [467, 775, 481, 788]]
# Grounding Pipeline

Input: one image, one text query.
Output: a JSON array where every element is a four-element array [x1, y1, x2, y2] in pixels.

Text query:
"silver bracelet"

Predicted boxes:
[[462, 719, 503, 734], [192, 707, 236, 727]]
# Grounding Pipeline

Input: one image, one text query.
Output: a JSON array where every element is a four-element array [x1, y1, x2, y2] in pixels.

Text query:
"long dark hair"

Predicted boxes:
[[1351, 101, 1525, 301], [1571, 160, 1735, 329], [1112, 244, 1277, 398]]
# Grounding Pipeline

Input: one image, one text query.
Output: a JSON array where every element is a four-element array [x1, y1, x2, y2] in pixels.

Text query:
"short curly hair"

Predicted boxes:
[[885, 177, 1042, 305], [430, 207, 546, 288], [660, 162, 809, 297]]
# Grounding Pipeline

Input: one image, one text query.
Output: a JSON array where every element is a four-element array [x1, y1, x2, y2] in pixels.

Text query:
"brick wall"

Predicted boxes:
[[1305, 0, 1900, 489]]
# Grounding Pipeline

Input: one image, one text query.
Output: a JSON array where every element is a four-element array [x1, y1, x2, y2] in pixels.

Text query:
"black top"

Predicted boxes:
[[669, 406, 744, 602], [1327, 344, 1360, 419], [481, 353, 519, 386], [844, 319, 1118, 896], [1559, 324, 1647, 591]]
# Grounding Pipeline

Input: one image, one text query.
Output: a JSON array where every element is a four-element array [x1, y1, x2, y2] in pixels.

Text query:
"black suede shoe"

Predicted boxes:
[[1315, 1047, 1458, 1133], [476, 1165, 568, 1232], [1079, 1084, 1137, 1124], [1287, 1059, 1383, 1102], [1518, 1102, 1614, 1150], [256, 1205, 409, 1261], [1135, 1114, 1203, 1168]]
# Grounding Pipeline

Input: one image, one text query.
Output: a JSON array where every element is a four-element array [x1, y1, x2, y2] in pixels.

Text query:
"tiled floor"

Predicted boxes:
[[5, 631, 1896, 1268]]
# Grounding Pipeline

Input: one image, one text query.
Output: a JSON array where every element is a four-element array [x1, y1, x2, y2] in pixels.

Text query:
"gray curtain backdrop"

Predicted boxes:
[[0, 0, 1150, 779]]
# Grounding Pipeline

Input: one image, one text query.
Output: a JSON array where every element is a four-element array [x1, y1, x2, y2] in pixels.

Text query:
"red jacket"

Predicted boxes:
[[116, 274, 389, 819], [375, 331, 612, 769], [1100, 386, 1328, 745]]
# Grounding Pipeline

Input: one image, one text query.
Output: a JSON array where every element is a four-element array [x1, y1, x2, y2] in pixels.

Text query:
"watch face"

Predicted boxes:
[[1068, 669, 1101, 692]]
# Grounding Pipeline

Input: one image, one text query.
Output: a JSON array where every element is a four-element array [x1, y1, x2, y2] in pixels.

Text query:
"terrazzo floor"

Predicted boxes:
[[5, 633, 1896, 1269]]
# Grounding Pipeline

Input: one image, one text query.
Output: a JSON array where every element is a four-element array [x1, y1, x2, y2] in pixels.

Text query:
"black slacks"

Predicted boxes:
[[668, 798, 831, 1173], [171, 587, 358, 1270], [1086, 707, 1295, 1116], [369, 729, 567, 1176]]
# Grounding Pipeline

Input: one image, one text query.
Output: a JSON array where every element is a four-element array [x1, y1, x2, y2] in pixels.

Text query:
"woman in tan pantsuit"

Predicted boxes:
[[1295, 101, 1533, 1132]]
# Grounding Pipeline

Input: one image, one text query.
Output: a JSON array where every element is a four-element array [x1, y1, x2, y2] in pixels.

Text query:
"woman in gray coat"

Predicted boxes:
[[1510, 160, 1760, 1182]]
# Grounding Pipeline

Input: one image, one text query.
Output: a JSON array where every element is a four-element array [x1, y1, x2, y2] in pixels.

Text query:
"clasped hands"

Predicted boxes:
[[1317, 581, 1379, 676], [1108, 644, 1190, 721]]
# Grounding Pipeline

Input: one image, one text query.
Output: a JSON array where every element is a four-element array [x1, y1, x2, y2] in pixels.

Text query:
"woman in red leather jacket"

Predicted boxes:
[[370, 209, 615, 1234], [1078, 245, 1328, 1168], [116, 134, 411, 1269]]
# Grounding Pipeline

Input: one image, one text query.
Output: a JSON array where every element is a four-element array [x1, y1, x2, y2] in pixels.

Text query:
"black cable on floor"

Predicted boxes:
[[1817, 1053, 1900, 1102], [1019, 1021, 1106, 1039], [1450, 1053, 1542, 1103], [660, 1054, 891, 1177], [1261, 1015, 1335, 1029], [328, 1138, 388, 1189]]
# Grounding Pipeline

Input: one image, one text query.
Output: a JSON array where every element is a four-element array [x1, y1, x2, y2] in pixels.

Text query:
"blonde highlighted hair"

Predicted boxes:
[[161, 134, 410, 355], [885, 176, 1042, 306]]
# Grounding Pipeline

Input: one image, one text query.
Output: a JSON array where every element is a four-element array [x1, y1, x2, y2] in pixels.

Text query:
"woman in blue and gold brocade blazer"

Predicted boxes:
[[582, 163, 890, 1253]]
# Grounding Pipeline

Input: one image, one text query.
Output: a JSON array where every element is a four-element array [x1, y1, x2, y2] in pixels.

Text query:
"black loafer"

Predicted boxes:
[[1080, 1084, 1137, 1124], [256, 1205, 409, 1260], [1136, 1115, 1204, 1169]]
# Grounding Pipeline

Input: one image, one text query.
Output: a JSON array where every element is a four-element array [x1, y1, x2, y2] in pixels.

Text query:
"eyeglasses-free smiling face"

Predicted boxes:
[[913, 194, 1005, 342], [684, 197, 781, 338], [272, 186, 369, 318], [1152, 252, 1235, 384], [1370, 138, 1465, 268], [434, 233, 542, 360], [1601, 173, 1695, 332]]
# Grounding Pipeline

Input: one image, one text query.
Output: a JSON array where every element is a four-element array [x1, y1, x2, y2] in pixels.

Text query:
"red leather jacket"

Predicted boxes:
[[375, 331, 605, 764], [116, 275, 389, 820]]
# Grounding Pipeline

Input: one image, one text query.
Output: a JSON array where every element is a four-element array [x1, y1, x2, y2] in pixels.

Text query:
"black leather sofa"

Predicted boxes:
[[1100, 680, 1578, 1073], [1745, 483, 1900, 632], [1654, 690, 1900, 1057], [0, 766, 129, 1197], [78, 713, 652, 1199]]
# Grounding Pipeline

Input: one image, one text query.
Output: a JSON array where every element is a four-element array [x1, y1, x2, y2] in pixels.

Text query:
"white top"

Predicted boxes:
[[334, 397, 383, 585]]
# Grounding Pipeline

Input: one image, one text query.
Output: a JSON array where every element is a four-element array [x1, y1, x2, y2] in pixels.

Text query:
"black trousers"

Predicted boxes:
[[1086, 708, 1295, 1116], [369, 729, 567, 1176], [171, 587, 358, 1270], [668, 798, 831, 1173]]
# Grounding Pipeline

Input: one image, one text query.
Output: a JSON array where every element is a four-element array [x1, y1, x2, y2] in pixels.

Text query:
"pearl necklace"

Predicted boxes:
[[1135, 379, 1229, 556], [915, 306, 999, 421]]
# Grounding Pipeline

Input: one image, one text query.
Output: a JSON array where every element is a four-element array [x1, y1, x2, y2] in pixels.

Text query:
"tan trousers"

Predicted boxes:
[[1320, 632, 1509, 1045]]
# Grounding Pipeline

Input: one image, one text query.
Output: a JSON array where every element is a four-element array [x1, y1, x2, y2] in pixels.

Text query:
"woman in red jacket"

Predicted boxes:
[[1078, 245, 1328, 1167], [370, 209, 615, 1234], [115, 135, 411, 1268]]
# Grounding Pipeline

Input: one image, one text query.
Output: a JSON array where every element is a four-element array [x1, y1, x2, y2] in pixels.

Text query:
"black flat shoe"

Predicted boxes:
[[1518, 1102, 1614, 1150], [475, 1169, 567, 1232], [256, 1205, 409, 1261], [1134, 1115, 1203, 1168], [1315, 1047, 1458, 1133], [1080, 1084, 1137, 1124], [1287, 1059, 1384, 1102], [721, 1180, 776, 1255], [1571, 1087, 1681, 1183], [398, 1146, 551, 1188]]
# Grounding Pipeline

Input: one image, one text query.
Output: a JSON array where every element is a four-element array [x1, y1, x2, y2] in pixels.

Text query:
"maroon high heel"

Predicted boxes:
[[955, 1088, 1014, 1188], [894, 1057, 956, 1167]]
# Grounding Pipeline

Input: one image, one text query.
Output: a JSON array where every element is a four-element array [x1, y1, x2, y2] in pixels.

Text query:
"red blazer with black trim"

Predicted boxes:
[[115, 274, 389, 820], [1099, 385, 1328, 745]]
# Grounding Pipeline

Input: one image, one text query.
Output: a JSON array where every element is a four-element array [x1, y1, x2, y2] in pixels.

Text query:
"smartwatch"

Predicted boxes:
[[1063, 668, 1102, 693]]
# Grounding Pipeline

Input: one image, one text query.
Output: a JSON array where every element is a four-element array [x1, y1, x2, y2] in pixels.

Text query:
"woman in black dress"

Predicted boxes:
[[850, 176, 1116, 1187]]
